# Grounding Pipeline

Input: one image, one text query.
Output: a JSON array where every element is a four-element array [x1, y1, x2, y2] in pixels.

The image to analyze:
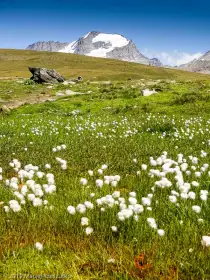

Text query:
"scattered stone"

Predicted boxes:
[[142, 89, 157, 96], [29, 67, 65, 84], [0, 105, 10, 113], [63, 81, 69, 85], [56, 92, 65, 96], [77, 76, 83, 82]]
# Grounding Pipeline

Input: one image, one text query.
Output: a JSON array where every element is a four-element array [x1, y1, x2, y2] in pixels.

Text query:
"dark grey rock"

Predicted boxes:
[[29, 67, 65, 84]]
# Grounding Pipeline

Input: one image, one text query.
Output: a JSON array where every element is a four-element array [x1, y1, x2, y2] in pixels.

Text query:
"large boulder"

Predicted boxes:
[[29, 67, 65, 84]]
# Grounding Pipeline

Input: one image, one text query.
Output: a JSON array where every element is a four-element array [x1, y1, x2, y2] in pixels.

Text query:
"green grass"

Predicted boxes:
[[0, 52, 210, 279], [1, 48, 210, 81]]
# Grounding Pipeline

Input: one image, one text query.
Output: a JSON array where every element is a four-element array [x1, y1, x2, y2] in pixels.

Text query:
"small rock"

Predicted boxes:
[[0, 105, 10, 113], [63, 81, 69, 86], [56, 92, 65, 96]]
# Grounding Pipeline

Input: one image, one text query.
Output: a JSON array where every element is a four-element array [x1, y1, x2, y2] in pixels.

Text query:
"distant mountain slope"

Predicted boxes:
[[179, 52, 210, 73], [26, 41, 69, 52], [26, 31, 162, 66]]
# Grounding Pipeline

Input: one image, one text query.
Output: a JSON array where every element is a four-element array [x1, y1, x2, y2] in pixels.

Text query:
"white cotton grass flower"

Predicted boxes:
[[96, 179, 103, 188], [76, 204, 86, 214], [80, 178, 88, 186], [35, 242, 43, 251], [9, 200, 21, 212], [201, 236, 210, 247], [142, 197, 151, 206], [157, 229, 165, 237], [141, 164, 147, 170], [32, 198, 43, 207], [169, 195, 177, 203], [101, 164, 108, 170], [85, 227, 93, 235], [98, 169, 103, 175], [129, 192, 136, 197], [4, 206, 10, 213], [67, 206, 76, 215], [81, 217, 89, 226], [84, 201, 94, 209], [192, 205, 201, 214], [147, 218, 157, 229], [108, 258, 115, 263], [111, 226, 118, 232], [88, 170, 93, 176]]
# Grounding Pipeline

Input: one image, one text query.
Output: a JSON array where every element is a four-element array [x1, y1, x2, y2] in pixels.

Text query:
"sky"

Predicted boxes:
[[0, 0, 210, 65]]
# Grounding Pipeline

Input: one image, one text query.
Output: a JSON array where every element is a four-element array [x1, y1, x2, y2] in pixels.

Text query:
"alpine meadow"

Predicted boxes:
[[0, 40, 210, 279]]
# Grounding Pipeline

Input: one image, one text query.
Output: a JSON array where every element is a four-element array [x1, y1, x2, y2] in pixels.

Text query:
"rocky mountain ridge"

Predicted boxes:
[[26, 31, 162, 66]]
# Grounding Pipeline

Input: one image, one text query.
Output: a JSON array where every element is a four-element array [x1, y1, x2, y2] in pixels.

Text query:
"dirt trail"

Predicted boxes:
[[4, 94, 57, 110]]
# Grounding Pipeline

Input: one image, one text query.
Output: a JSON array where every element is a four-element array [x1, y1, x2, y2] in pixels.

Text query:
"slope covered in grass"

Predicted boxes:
[[1, 49, 210, 81]]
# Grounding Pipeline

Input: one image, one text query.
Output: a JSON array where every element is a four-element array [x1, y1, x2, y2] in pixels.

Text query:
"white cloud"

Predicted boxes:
[[142, 49, 203, 66]]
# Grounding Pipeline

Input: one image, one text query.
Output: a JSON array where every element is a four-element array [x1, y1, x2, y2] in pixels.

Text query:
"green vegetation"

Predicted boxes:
[[1, 48, 210, 81], [0, 51, 210, 279]]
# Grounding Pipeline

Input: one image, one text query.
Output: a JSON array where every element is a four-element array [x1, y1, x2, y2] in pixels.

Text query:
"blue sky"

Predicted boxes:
[[0, 0, 210, 65]]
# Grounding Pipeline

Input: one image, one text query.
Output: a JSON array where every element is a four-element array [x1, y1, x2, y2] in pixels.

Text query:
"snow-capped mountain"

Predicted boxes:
[[179, 51, 210, 73], [26, 31, 162, 66]]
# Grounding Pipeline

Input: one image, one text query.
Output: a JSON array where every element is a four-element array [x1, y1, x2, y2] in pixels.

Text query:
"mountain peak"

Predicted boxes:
[[26, 31, 162, 66]]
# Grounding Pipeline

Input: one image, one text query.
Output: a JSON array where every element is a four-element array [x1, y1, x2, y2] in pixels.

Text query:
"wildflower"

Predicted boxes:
[[169, 195, 177, 203], [84, 201, 94, 209], [67, 206, 76, 215], [88, 170, 93, 176], [85, 227, 93, 235], [9, 200, 21, 212], [147, 218, 157, 229], [76, 204, 86, 213], [157, 229, 165, 236], [142, 197, 151, 206], [96, 179, 103, 188], [192, 205, 201, 213], [111, 226, 118, 232], [32, 198, 43, 207], [80, 178, 88, 186], [35, 242, 43, 251], [4, 206, 9, 213], [81, 217, 89, 226], [141, 164, 147, 170], [108, 258, 115, 263], [101, 164, 108, 170], [129, 192, 136, 197], [201, 236, 210, 247]]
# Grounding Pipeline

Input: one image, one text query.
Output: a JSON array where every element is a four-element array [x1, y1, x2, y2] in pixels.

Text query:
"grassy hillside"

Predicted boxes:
[[1, 48, 210, 81]]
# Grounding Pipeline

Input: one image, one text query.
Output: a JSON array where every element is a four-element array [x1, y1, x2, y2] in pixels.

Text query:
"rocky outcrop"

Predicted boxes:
[[29, 67, 65, 84], [106, 40, 149, 64]]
